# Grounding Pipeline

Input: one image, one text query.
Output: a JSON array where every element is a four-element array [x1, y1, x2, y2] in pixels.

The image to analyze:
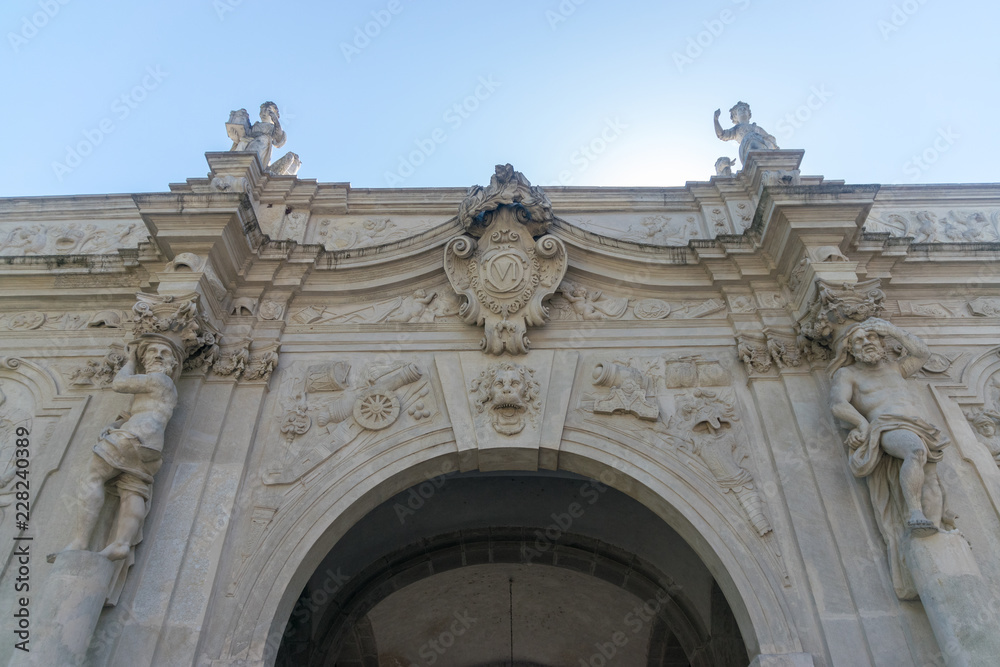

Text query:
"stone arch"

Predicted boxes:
[[212, 429, 804, 665], [927, 345, 1000, 518], [307, 528, 718, 667]]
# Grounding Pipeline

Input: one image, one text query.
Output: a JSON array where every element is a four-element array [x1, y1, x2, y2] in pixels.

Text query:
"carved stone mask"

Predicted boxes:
[[472, 362, 540, 436]]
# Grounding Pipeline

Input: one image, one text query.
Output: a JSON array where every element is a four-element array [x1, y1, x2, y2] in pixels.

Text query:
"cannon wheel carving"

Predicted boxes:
[[354, 391, 401, 430]]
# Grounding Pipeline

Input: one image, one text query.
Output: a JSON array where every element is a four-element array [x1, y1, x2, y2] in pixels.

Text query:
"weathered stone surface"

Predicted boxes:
[[4, 130, 1000, 667]]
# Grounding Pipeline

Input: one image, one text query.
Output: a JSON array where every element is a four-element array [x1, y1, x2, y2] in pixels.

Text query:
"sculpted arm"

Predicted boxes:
[[269, 110, 287, 148], [271, 125, 287, 148], [111, 345, 150, 394], [867, 318, 929, 377], [714, 109, 734, 140], [830, 368, 867, 433]]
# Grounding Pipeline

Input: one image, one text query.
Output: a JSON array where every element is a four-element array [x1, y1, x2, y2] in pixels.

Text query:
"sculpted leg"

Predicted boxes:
[[921, 462, 944, 527], [62, 455, 119, 553], [881, 429, 936, 536], [98, 491, 145, 561]]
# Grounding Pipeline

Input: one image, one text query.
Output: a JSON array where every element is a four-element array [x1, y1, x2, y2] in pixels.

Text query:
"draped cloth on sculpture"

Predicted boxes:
[[848, 414, 949, 600], [93, 429, 163, 501], [92, 428, 163, 604]]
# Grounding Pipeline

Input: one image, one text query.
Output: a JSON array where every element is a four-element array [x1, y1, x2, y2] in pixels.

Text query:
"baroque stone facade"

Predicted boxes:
[[4, 138, 1000, 667]]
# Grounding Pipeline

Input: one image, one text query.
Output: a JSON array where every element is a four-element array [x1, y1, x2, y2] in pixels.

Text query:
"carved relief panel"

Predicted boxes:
[[263, 358, 436, 485]]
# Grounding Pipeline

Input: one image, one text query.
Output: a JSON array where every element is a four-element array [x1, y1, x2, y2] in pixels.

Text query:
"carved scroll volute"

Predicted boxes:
[[445, 165, 567, 355]]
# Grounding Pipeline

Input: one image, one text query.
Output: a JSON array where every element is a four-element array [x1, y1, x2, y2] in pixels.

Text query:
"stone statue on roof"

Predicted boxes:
[[714, 101, 779, 165], [226, 101, 301, 176]]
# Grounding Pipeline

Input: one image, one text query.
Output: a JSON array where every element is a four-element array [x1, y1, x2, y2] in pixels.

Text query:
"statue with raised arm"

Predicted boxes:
[[714, 101, 779, 165], [57, 335, 180, 561], [829, 317, 955, 598], [226, 101, 301, 176]]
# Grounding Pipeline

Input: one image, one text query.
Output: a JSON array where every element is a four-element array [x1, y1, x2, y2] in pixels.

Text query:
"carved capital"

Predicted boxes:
[[762, 328, 803, 372], [131, 292, 220, 370], [244, 345, 280, 383], [445, 166, 566, 355], [736, 333, 773, 378], [212, 339, 251, 378], [797, 278, 885, 352]]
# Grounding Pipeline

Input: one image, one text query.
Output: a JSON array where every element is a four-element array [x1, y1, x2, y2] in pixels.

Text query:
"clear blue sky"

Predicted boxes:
[[2, 0, 996, 197]]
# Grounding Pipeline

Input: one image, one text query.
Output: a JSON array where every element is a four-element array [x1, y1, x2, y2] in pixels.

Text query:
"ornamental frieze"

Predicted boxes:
[[864, 208, 1000, 243], [0, 221, 145, 256]]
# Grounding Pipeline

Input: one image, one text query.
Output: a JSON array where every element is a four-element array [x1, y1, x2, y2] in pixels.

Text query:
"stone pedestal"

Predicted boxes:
[[16, 551, 115, 667], [903, 531, 1000, 667]]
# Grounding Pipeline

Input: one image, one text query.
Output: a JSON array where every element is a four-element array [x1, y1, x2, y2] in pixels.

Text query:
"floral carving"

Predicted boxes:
[[797, 278, 886, 351], [244, 350, 279, 383], [737, 334, 772, 377], [765, 332, 802, 370], [69, 347, 127, 387], [212, 342, 251, 377]]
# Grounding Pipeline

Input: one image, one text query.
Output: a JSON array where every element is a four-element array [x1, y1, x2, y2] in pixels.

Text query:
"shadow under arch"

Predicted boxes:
[[305, 526, 727, 667], [213, 429, 805, 665]]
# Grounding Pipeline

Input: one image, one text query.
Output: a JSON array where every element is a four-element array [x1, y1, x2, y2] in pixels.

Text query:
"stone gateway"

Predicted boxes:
[[4, 103, 1000, 666]]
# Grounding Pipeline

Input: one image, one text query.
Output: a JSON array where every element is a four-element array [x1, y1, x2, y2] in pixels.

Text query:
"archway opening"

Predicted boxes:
[[274, 470, 749, 667]]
